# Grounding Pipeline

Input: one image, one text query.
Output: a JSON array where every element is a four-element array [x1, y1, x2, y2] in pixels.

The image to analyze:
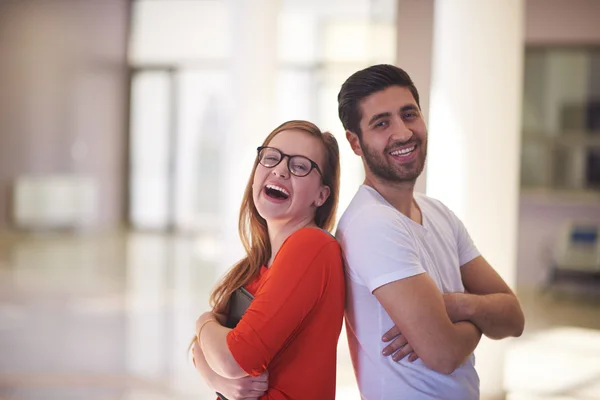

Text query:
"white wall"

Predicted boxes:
[[0, 0, 130, 230], [396, 0, 434, 194]]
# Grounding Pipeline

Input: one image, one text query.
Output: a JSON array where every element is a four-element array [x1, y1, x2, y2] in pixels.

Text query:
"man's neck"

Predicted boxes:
[[364, 176, 422, 224]]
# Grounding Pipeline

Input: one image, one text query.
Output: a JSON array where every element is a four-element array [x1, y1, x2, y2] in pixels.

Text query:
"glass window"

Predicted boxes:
[[129, 70, 171, 229], [129, 0, 231, 65], [521, 47, 600, 191]]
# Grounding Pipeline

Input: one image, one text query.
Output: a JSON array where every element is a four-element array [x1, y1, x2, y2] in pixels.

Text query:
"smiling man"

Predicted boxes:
[[335, 64, 525, 400]]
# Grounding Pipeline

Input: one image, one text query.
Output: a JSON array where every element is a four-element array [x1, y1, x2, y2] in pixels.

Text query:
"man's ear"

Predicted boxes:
[[346, 130, 363, 156]]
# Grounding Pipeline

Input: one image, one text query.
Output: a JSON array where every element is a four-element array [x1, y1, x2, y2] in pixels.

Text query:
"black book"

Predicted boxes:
[[217, 287, 255, 400], [225, 286, 255, 328]]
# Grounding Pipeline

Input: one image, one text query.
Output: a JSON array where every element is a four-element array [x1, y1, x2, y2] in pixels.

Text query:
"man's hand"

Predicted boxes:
[[192, 339, 269, 399], [459, 257, 525, 339], [381, 291, 472, 362], [381, 326, 419, 363], [442, 292, 474, 323]]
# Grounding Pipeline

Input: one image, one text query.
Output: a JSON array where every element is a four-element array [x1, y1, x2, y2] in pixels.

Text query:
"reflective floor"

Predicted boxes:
[[0, 232, 599, 400]]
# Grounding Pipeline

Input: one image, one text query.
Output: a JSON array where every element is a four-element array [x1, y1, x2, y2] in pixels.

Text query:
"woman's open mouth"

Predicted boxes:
[[264, 184, 290, 201]]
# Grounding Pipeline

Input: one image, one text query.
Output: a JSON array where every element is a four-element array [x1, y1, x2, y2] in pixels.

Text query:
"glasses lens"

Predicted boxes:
[[259, 148, 281, 167], [289, 156, 312, 177]]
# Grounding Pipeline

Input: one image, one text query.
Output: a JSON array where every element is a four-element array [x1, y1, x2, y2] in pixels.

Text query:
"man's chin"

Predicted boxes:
[[375, 172, 419, 185], [364, 158, 423, 184]]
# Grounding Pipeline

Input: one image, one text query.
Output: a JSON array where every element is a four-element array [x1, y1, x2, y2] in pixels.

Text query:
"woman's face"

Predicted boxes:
[[252, 129, 330, 226]]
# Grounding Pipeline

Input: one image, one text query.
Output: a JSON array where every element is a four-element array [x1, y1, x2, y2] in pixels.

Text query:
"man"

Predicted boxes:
[[335, 64, 524, 399]]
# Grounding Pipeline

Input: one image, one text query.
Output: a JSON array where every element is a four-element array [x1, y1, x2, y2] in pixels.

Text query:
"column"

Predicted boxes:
[[426, 1, 524, 398], [396, 0, 435, 193], [220, 0, 280, 274]]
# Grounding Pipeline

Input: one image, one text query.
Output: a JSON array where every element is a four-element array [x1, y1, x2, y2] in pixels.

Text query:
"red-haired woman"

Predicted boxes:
[[192, 120, 345, 400]]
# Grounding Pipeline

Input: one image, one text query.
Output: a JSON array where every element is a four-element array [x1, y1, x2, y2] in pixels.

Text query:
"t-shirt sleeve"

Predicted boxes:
[[447, 208, 481, 267], [337, 205, 425, 293], [225, 230, 343, 376]]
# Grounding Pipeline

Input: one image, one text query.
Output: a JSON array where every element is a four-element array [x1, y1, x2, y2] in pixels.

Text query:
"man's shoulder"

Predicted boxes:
[[414, 191, 445, 209], [338, 186, 398, 229], [415, 192, 457, 223], [336, 187, 414, 248]]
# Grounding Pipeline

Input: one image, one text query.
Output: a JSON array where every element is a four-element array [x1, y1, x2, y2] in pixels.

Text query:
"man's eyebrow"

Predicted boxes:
[[368, 112, 391, 126], [400, 104, 419, 113]]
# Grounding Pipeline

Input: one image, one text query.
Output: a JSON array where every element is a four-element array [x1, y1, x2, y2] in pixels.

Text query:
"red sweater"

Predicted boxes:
[[226, 228, 345, 399]]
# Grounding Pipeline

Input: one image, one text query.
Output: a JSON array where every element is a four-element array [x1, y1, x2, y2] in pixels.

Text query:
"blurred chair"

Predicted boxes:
[[547, 221, 600, 290]]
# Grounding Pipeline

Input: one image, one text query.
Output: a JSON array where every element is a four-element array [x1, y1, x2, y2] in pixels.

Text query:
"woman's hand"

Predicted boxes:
[[192, 339, 269, 399], [213, 371, 269, 400]]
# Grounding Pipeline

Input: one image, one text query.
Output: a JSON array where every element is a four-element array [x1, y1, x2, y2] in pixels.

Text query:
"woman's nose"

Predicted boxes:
[[271, 159, 290, 178]]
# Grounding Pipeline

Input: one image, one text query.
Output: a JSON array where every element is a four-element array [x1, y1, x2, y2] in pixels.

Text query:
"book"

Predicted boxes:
[[217, 286, 255, 400], [225, 286, 255, 328]]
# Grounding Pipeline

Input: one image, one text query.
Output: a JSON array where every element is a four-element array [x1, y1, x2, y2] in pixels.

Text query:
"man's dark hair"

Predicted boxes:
[[337, 64, 420, 137]]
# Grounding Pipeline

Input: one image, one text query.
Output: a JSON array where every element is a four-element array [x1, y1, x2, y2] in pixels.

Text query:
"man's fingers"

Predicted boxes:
[[382, 325, 402, 342], [392, 344, 414, 362], [408, 352, 420, 362], [382, 334, 407, 356]]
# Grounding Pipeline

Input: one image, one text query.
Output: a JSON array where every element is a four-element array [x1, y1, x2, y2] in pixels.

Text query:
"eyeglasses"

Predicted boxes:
[[257, 146, 323, 178]]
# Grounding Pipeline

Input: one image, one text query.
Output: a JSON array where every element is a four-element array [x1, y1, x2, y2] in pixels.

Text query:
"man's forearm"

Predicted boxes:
[[448, 321, 481, 371], [446, 293, 524, 339], [427, 320, 481, 374]]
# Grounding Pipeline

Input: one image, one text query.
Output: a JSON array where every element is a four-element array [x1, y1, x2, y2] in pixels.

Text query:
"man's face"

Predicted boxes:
[[347, 85, 427, 184]]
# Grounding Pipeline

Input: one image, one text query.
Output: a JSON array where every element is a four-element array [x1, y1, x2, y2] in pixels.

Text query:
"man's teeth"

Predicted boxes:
[[266, 184, 289, 196], [390, 146, 416, 156]]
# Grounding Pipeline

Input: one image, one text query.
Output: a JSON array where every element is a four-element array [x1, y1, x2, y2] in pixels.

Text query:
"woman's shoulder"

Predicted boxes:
[[281, 227, 340, 258], [287, 227, 337, 245], [275, 228, 342, 268]]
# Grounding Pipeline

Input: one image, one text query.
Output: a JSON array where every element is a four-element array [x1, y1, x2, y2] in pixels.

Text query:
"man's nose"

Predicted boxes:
[[391, 119, 413, 142]]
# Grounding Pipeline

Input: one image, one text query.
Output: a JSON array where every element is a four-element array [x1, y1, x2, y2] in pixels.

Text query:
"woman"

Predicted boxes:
[[192, 120, 345, 399]]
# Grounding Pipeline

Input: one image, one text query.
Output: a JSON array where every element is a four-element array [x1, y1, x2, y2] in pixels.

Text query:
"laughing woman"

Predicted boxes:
[[191, 120, 345, 399]]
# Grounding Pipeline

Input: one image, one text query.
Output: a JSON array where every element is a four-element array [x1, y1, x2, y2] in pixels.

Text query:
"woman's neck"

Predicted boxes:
[[266, 216, 316, 267]]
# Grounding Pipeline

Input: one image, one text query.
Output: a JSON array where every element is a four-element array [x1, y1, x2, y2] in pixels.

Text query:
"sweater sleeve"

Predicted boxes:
[[226, 229, 343, 376]]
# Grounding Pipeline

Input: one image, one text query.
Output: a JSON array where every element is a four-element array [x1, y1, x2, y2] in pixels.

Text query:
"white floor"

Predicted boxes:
[[0, 231, 599, 399]]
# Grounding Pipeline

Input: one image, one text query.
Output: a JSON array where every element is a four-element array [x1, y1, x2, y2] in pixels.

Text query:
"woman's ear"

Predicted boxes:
[[315, 185, 331, 207]]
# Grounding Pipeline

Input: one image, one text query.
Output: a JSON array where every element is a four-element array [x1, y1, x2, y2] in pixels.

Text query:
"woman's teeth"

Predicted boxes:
[[265, 184, 290, 199]]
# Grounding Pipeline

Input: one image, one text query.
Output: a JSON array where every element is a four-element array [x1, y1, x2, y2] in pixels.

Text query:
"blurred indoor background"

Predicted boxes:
[[0, 0, 599, 399]]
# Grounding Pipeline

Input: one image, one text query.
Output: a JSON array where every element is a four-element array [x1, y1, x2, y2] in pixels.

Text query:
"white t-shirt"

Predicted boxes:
[[336, 185, 481, 400]]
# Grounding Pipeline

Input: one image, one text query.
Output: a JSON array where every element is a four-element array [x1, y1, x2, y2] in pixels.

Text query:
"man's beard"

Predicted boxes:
[[360, 138, 427, 184]]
